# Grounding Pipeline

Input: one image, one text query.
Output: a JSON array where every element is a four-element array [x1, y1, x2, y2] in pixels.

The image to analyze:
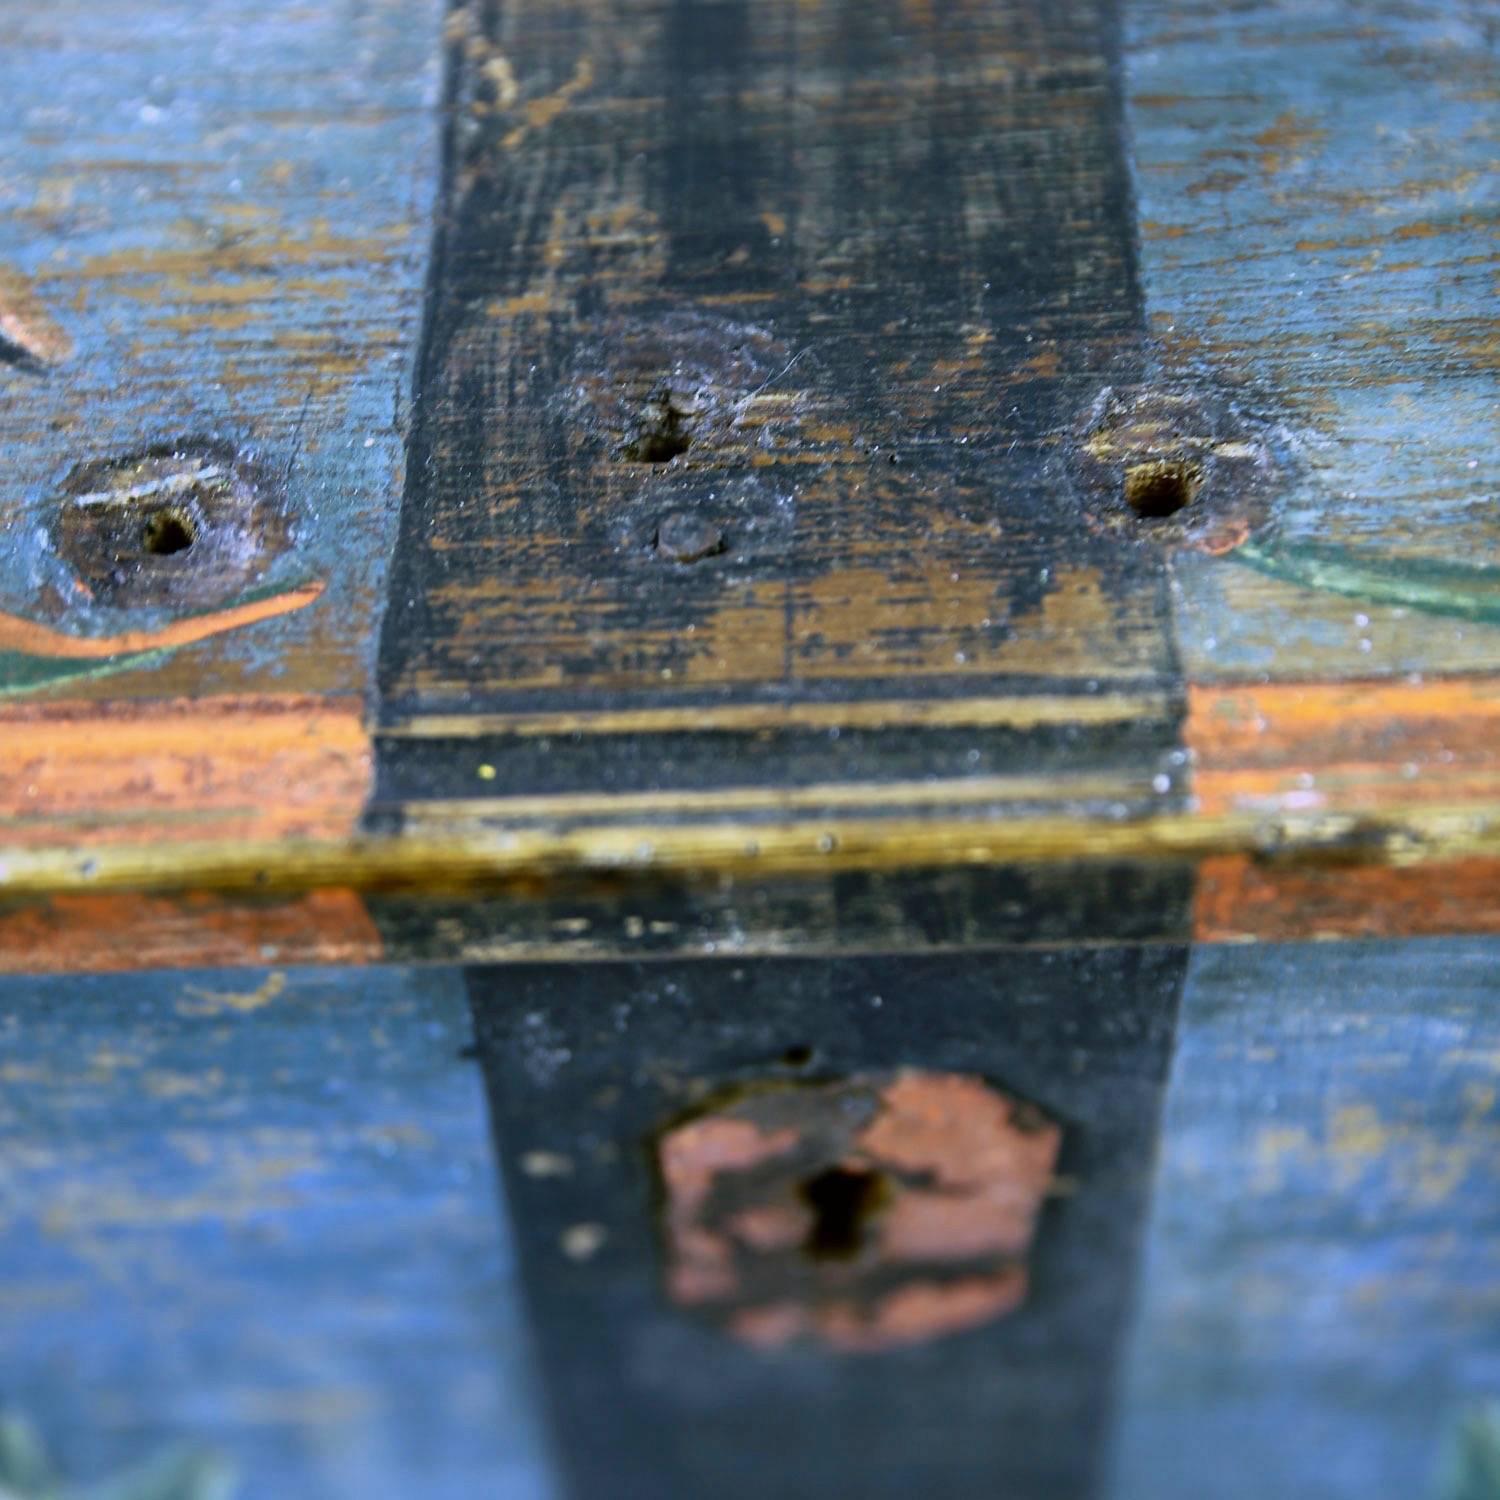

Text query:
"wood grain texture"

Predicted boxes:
[[379, 0, 1167, 714], [0, 0, 443, 698], [0, 0, 1497, 963], [1111, 938, 1500, 1500], [0, 696, 370, 847], [0, 964, 551, 1499], [1121, 0, 1500, 682], [0, 887, 380, 975]]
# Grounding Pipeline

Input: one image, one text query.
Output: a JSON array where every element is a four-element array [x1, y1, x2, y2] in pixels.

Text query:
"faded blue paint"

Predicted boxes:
[[0, 0, 444, 688], [1110, 938, 1500, 1500], [1122, 0, 1500, 679], [0, 965, 555, 1500]]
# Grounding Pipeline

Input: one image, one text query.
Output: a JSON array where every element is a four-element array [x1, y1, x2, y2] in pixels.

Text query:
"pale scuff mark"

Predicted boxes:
[[180, 971, 288, 1016], [0, 266, 72, 365], [482, 53, 520, 109], [502, 57, 595, 151]]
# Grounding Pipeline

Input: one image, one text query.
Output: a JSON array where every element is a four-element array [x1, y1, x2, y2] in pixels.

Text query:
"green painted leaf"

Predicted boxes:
[[0, 1416, 57, 1499], [1234, 540, 1500, 626]]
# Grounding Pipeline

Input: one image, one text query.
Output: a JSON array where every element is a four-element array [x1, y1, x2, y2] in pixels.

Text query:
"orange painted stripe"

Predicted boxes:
[[1187, 676, 1500, 818], [0, 581, 323, 659], [0, 888, 381, 975], [0, 694, 371, 847], [1187, 678, 1500, 940], [1194, 854, 1500, 944]]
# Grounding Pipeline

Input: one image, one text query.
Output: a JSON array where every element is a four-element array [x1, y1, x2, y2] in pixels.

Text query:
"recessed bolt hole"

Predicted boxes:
[[141, 507, 197, 555], [1124, 461, 1201, 520], [623, 391, 694, 463], [781, 1044, 815, 1069], [800, 1165, 889, 1261]]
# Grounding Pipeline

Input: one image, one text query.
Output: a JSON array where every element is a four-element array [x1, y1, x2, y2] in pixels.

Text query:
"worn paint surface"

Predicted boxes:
[[0, 0, 443, 694], [0, 5, 1495, 1498], [0, 0, 1492, 960], [0, 0, 443, 868], [1121, 0, 1499, 684], [469, 948, 1183, 1499], [1110, 937, 1500, 1500], [0, 964, 552, 1500], [4, 935, 1499, 1496]]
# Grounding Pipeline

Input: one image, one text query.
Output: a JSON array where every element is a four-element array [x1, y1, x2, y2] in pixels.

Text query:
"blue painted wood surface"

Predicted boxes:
[[0, 0, 442, 698], [4, 942, 1499, 1495], [1122, 0, 1500, 680], [1110, 938, 1500, 1499], [0, 965, 553, 1499]]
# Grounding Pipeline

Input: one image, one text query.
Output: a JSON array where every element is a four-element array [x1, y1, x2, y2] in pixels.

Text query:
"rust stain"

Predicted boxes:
[[0, 582, 324, 661], [812, 1272, 1028, 1353], [657, 1070, 1060, 1354], [0, 887, 380, 975], [659, 1117, 802, 1223], [0, 693, 371, 847], [859, 1072, 1061, 1262], [0, 264, 73, 364]]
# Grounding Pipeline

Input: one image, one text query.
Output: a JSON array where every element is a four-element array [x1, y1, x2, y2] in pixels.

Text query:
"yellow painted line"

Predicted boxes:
[[2, 802, 1496, 899], [393, 771, 1156, 823], [381, 691, 1171, 740]]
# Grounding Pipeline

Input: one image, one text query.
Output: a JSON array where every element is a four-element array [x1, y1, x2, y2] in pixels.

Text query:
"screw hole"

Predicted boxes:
[[799, 1165, 889, 1261], [781, 1044, 814, 1069], [1124, 461, 1201, 520], [141, 507, 197, 555], [622, 391, 694, 463]]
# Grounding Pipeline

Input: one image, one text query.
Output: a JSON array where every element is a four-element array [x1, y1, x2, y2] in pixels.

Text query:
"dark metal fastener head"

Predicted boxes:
[[655, 510, 725, 564]]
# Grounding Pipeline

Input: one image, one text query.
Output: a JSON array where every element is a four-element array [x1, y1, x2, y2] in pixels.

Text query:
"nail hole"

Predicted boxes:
[[800, 1165, 889, 1261], [1124, 461, 1202, 520], [781, 1044, 814, 1069], [622, 390, 694, 463], [141, 507, 197, 556]]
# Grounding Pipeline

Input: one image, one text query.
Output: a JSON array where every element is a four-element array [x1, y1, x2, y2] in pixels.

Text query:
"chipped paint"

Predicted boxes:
[[656, 1069, 1060, 1352]]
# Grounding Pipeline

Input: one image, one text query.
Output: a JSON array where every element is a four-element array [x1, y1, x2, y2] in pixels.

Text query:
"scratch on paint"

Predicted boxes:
[[1253, 1099, 1492, 1207], [482, 53, 520, 109]]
